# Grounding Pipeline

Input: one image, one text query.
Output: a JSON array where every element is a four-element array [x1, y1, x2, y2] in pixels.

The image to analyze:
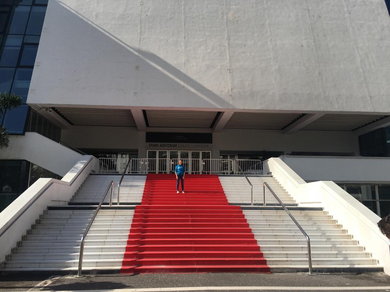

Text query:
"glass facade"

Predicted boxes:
[[359, 127, 390, 157], [0, 160, 29, 212], [340, 184, 390, 217], [26, 109, 61, 142], [0, 0, 47, 134], [0, 160, 61, 212]]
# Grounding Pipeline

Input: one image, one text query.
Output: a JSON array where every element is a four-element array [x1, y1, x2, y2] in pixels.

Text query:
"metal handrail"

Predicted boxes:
[[235, 160, 254, 206], [77, 180, 114, 277], [263, 182, 313, 274], [117, 159, 132, 205]]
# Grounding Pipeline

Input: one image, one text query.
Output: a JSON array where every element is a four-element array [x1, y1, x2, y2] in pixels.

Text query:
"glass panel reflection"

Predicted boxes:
[[3, 105, 29, 134], [26, 6, 46, 35], [0, 68, 15, 92], [0, 36, 23, 67], [9, 6, 31, 34]]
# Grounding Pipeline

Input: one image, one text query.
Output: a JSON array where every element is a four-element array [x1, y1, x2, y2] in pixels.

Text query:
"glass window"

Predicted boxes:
[[24, 35, 40, 43], [26, 6, 46, 35], [19, 0, 34, 5], [378, 185, 390, 200], [0, 68, 15, 92], [380, 202, 390, 217], [361, 201, 378, 214], [0, 7, 11, 34], [34, 0, 48, 4], [10, 68, 32, 103], [29, 163, 61, 187], [0, 35, 23, 67], [19, 44, 38, 66], [2, 105, 29, 134], [346, 185, 375, 201], [9, 6, 31, 35], [36, 112, 43, 134]]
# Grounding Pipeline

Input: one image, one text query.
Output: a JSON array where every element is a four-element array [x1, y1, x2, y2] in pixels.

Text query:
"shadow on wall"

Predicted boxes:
[[34, 1, 234, 109]]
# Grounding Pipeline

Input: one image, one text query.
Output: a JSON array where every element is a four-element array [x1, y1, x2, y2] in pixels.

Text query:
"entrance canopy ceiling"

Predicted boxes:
[[301, 114, 387, 131], [225, 112, 303, 130], [145, 110, 217, 128], [51, 107, 388, 133], [54, 107, 136, 127]]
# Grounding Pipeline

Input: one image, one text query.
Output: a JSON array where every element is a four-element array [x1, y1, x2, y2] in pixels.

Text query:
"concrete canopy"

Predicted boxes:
[[28, 0, 390, 115]]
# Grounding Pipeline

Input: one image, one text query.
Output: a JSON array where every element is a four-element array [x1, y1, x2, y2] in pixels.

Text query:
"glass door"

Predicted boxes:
[[169, 151, 179, 173], [191, 152, 201, 174], [180, 151, 189, 173], [117, 153, 129, 173], [158, 150, 168, 174]]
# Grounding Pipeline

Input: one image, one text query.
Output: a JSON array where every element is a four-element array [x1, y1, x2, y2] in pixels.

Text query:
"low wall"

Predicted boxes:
[[265, 157, 390, 275], [0, 155, 98, 263], [280, 155, 390, 183]]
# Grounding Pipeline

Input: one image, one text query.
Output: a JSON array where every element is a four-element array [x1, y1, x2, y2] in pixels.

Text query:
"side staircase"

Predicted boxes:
[[1, 174, 145, 271], [219, 176, 381, 272]]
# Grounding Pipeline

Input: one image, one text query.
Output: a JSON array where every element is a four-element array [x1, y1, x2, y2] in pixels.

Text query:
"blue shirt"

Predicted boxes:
[[175, 165, 185, 176]]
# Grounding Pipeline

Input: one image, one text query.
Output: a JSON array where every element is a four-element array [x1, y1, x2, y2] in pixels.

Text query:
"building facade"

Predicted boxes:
[[1, 0, 390, 213]]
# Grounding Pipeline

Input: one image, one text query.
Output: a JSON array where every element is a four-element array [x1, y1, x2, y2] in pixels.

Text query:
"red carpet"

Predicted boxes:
[[121, 174, 270, 273]]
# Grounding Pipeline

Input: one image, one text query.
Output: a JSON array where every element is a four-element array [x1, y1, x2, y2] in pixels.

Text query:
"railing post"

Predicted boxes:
[[110, 185, 113, 206], [77, 238, 85, 277], [307, 237, 313, 274], [263, 184, 266, 207], [251, 185, 254, 206]]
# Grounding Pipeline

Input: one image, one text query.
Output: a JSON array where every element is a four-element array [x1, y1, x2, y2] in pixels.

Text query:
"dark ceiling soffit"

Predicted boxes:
[[210, 112, 222, 129], [352, 115, 390, 132], [142, 110, 150, 127], [51, 107, 74, 126], [280, 114, 306, 130]]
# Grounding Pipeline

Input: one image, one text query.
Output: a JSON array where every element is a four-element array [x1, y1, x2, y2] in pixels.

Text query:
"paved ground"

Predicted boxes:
[[1, 272, 390, 292]]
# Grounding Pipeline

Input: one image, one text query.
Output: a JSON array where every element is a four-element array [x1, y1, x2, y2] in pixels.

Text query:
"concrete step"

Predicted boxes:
[[262, 251, 371, 259], [266, 258, 378, 266], [259, 245, 365, 252]]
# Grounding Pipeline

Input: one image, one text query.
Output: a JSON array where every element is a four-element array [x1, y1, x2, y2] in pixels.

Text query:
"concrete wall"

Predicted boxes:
[[28, 0, 390, 113], [0, 132, 82, 176], [281, 155, 390, 183]]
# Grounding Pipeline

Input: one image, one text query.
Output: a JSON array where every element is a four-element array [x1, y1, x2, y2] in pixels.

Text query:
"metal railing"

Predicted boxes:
[[235, 160, 254, 206], [117, 159, 132, 205], [77, 180, 114, 277], [98, 158, 263, 175], [263, 182, 313, 274]]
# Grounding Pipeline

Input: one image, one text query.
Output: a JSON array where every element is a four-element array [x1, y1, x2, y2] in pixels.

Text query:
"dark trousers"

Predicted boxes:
[[176, 175, 184, 191]]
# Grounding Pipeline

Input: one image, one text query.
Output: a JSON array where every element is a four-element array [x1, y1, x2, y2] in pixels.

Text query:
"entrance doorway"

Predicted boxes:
[[147, 150, 211, 174]]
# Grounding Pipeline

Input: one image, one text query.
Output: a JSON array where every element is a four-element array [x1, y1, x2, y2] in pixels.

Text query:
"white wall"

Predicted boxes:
[[0, 132, 83, 176], [213, 129, 359, 157], [28, 0, 390, 114], [281, 155, 390, 183], [0, 155, 98, 263], [265, 158, 390, 275]]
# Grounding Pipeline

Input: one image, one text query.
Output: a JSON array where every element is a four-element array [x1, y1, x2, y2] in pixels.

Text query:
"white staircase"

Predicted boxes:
[[219, 176, 296, 205], [1, 208, 135, 271], [71, 174, 146, 203], [244, 209, 379, 271], [219, 176, 381, 272], [1, 173, 146, 272]]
